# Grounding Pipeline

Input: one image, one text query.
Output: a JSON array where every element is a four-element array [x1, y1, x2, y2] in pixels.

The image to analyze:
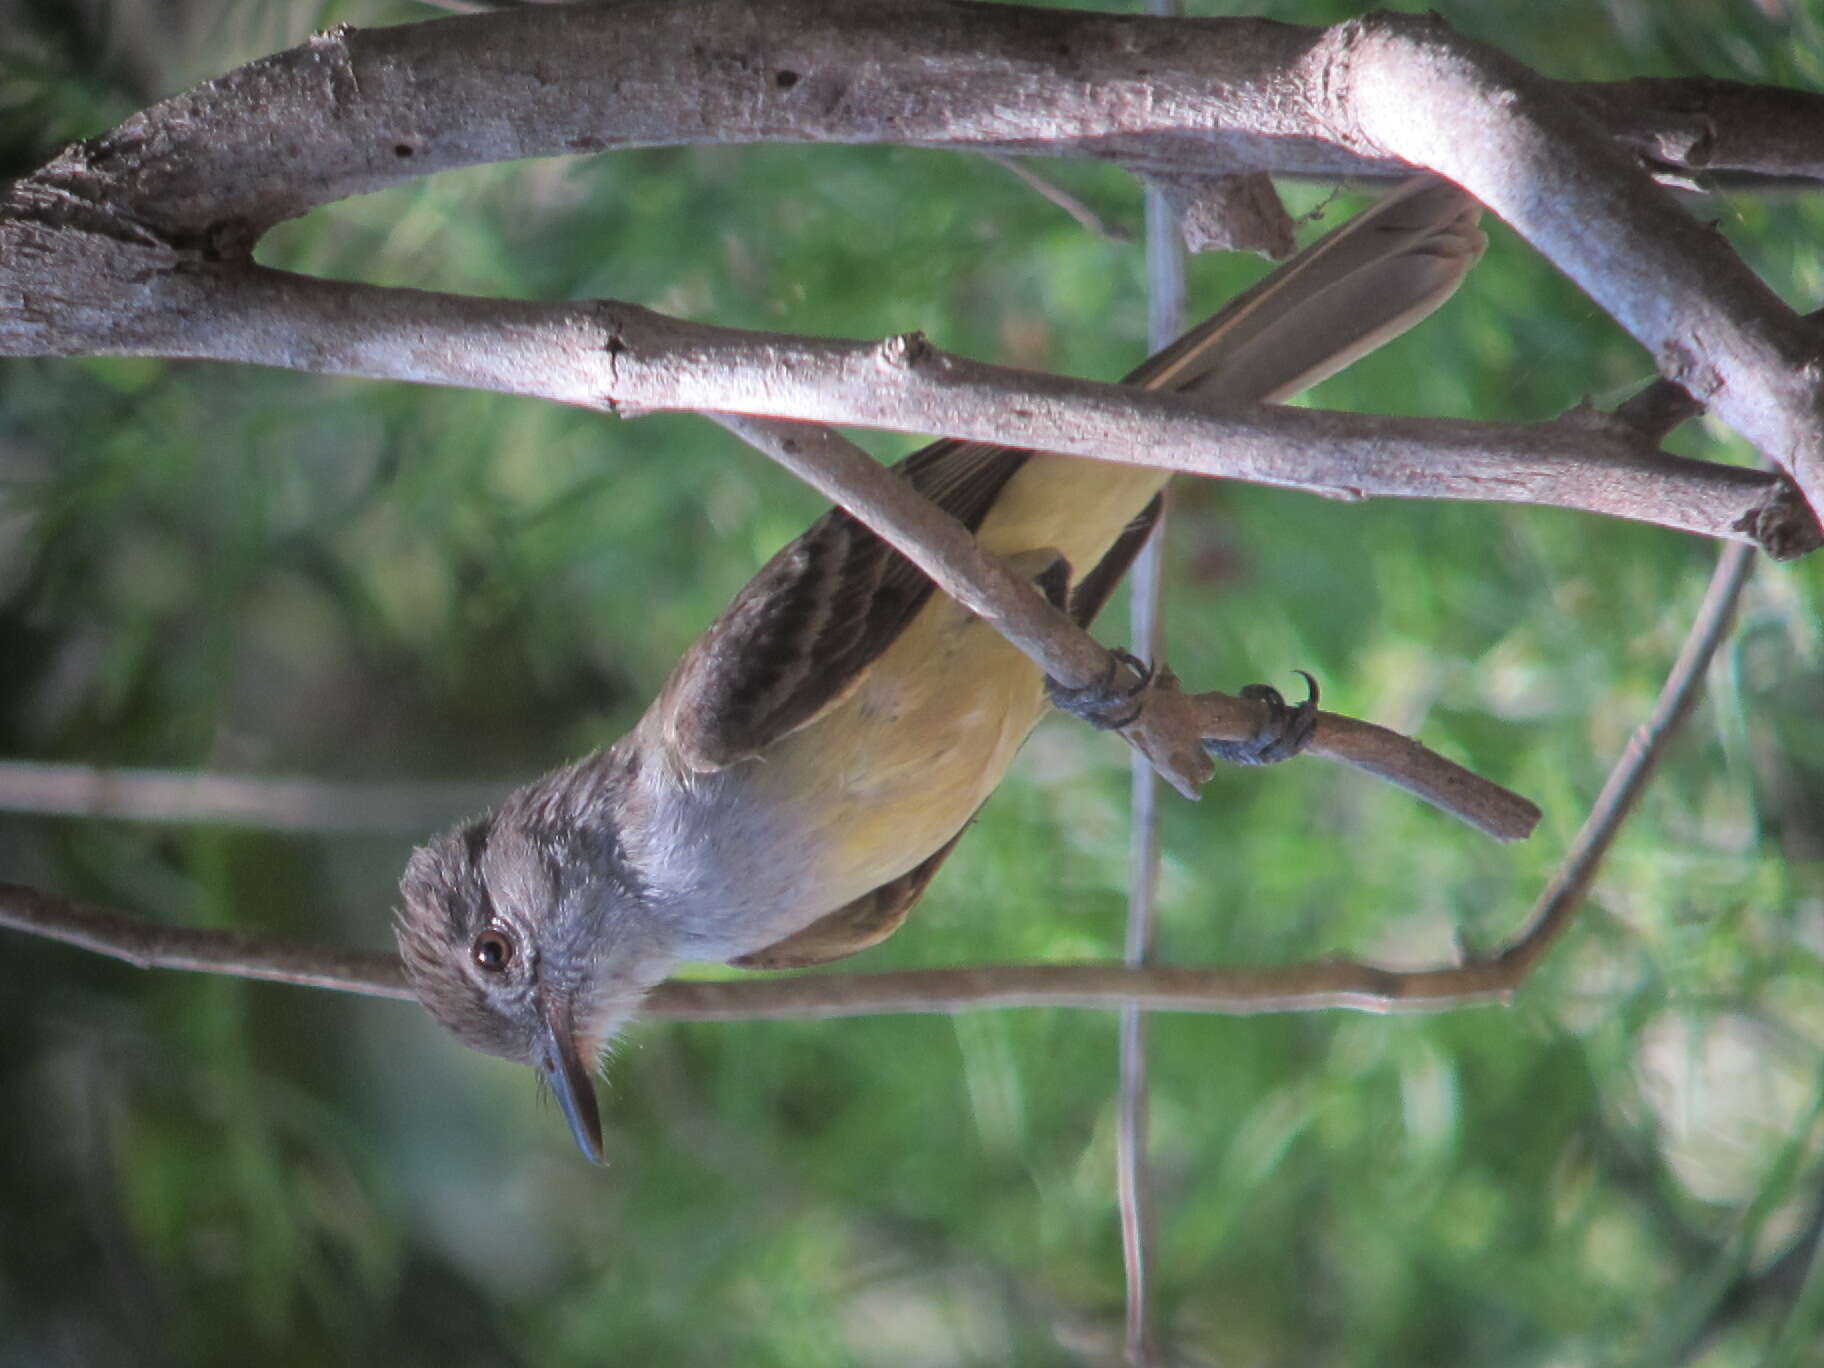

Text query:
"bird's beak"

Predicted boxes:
[[536, 996, 604, 1164]]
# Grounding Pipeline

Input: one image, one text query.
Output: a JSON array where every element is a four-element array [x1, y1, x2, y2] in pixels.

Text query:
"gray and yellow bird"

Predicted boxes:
[[397, 177, 1486, 1161]]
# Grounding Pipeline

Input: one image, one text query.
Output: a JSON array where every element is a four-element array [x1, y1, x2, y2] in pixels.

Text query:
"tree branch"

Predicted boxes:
[[1492, 537, 1754, 980], [1313, 11, 1824, 516], [982, 153, 1133, 243], [9, 2, 1819, 238], [1570, 76, 1824, 185], [0, 880, 415, 999], [10, 259, 1815, 555]]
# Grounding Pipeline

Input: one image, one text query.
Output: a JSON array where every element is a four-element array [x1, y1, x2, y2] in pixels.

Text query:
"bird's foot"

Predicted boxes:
[[1047, 648, 1154, 731], [1207, 671, 1320, 766]]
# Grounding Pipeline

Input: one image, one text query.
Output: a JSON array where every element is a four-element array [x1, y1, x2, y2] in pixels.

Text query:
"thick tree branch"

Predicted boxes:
[[1570, 77, 1824, 185], [11, 262, 1813, 556], [10, 2, 1819, 238], [1319, 11, 1824, 517]]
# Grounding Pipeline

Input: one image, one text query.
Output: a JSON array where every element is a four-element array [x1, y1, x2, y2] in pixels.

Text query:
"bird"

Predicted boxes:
[[396, 177, 1486, 1162]]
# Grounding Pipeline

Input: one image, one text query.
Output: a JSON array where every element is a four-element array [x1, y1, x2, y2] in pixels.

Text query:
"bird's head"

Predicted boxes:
[[394, 752, 665, 1163]]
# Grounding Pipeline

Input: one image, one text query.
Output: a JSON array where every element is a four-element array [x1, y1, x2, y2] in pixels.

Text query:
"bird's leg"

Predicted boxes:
[[1020, 550, 1158, 732], [1026, 551, 1072, 616]]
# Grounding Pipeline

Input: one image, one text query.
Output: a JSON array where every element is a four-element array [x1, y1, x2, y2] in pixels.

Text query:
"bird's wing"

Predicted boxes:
[[654, 436, 1030, 771]]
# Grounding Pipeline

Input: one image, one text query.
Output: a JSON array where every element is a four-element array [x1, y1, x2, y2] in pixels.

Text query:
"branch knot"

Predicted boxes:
[[878, 331, 932, 371]]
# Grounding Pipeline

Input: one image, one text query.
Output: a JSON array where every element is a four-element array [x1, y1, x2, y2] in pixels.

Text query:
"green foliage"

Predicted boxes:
[[3, 1, 1822, 1363]]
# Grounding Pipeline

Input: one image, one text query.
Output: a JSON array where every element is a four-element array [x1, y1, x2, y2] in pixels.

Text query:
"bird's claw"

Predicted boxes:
[[1047, 648, 1155, 731], [1206, 670, 1320, 766]]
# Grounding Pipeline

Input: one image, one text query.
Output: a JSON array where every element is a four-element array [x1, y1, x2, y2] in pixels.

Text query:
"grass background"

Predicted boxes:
[[2, 0, 1822, 1363]]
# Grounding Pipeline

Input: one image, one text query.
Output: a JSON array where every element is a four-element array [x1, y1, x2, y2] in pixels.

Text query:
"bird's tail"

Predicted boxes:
[[1129, 175, 1486, 404], [1056, 176, 1484, 627]]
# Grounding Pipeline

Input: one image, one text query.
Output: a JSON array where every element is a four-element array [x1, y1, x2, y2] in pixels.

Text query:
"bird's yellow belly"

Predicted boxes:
[[755, 451, 1168, 909], [751, 590, 1041, 903]]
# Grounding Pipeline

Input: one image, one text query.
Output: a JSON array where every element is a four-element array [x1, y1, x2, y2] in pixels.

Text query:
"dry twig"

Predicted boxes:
[[0, 761, 500, 832], [982, 153, 1134, 243]]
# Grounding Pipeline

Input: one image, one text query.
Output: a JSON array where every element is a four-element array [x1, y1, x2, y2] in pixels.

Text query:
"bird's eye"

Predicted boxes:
[[471, 927, 516, 973]]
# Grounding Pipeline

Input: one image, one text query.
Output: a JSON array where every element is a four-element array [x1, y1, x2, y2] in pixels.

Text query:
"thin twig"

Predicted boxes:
[[1493, 539, 1753, 978], [0, 881, 415, 999], [0, 734, 1526, 848], [1114, 143, 1184, 1368], [1131, 679, 1543, 836], [983, 154, 1134, 242], [0, 883, 1542, 1011], [0, 760, 501, 833]]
